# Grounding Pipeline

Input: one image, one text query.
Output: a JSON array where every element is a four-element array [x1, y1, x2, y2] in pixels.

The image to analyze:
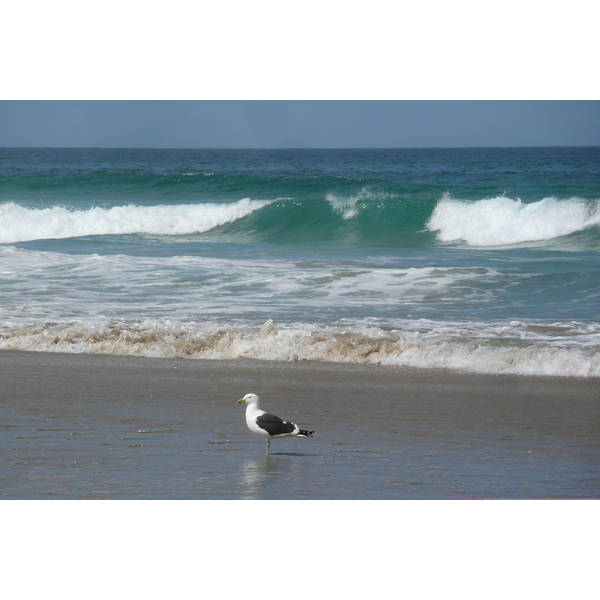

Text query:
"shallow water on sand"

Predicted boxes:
[[1, 352, 598, 499]]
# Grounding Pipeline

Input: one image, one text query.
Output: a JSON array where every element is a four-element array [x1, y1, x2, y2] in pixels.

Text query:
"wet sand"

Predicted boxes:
[[1, 350, 598, 499]]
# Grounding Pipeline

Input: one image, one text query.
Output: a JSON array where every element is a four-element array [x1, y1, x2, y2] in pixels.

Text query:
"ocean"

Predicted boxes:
[[1, 147, 599, 377]]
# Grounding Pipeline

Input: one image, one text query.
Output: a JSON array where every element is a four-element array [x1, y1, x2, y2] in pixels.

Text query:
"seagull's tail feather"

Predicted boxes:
[[298, 429, 314, 437]]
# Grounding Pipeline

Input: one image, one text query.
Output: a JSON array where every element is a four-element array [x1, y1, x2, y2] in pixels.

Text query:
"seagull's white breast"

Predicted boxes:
[[245, 405, 271, 440]]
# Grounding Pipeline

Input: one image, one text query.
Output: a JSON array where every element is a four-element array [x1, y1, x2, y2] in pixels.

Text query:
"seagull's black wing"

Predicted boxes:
[[256, 412, 296, 436]]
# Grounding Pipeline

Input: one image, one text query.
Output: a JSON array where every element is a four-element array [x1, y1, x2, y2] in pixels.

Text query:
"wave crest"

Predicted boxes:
[[325, 189, 397, 220], [427, 195, 600, 247], [4, 194, 600, 248], [0, 199, 271, 243]]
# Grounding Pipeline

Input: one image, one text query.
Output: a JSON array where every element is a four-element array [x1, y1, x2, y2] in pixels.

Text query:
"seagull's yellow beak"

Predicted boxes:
[[237, 398, 245, 404]]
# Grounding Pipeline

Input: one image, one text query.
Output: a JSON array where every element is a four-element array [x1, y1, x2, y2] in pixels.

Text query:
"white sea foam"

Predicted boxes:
[[0, 199, 271, 243], [1, 319, 598, 378], [427, 195, 600, 246], [0, 245, 506, 322], [326, 189, 395, 219]]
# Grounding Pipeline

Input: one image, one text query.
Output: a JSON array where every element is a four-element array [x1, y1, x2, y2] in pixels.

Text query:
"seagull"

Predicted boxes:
[[237, 393, 314, 455]]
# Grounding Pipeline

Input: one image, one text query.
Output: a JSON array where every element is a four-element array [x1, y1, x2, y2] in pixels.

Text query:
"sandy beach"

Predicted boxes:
[[1, 349, 598, 499]]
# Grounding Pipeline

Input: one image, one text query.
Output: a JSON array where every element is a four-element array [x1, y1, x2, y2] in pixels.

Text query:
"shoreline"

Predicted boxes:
[[3, 345, 600, 378], [1, 349, 598, 499]]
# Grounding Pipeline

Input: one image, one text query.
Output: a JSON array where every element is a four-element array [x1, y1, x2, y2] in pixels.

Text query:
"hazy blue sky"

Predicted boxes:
[[1, 101, 599, 148]]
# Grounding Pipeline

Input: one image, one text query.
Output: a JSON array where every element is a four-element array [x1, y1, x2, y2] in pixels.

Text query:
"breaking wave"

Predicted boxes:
[[0, 199, 271, 244], [427, 195, 600, 247], [3, 193, 600, 248], [325, 189, 398, 220], [1, 319, 598, 378]]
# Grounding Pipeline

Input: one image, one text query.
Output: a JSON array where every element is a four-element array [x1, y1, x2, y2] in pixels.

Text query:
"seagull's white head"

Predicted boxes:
[[237, 393, 259, 405]]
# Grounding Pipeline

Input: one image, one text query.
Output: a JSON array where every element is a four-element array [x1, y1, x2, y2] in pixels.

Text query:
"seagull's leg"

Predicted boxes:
[[266, 440, 270, 456]]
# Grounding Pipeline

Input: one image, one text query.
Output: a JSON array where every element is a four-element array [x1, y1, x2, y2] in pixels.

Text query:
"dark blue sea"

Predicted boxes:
[[1, 147, 599, 376]]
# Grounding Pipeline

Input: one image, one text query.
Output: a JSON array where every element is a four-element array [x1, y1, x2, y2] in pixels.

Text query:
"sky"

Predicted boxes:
[[1, 101, 599, 148], [2, 3, 598, 149]]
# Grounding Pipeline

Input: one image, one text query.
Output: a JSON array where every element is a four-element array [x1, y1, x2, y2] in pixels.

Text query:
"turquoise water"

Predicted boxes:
[[1, 147, 599, 376]]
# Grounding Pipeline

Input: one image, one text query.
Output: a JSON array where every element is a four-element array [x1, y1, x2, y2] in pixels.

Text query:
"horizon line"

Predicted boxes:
[[2, 145, 599, 151]]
